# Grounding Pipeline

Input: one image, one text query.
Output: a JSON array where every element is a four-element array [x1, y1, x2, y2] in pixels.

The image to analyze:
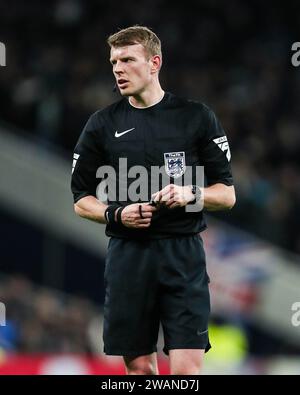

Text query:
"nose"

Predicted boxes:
[[114, 60, 123, 75]]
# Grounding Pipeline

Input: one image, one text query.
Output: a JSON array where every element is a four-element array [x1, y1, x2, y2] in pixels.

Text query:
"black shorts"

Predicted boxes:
[[103, 234, 211, 357]]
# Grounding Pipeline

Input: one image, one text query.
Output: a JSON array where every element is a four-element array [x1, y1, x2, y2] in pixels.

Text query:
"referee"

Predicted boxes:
[[71, 26, 236, 375]]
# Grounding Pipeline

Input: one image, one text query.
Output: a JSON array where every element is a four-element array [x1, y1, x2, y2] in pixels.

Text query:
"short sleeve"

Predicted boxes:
[[199, 106, 234, 186], [71, 113, 104, 203]]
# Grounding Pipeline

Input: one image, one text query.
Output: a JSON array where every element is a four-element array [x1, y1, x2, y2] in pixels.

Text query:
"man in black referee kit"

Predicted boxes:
[[71, 26, 236, 375]]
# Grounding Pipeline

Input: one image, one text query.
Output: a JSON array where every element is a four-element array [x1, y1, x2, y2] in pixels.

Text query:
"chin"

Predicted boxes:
[[119, 90, 130, 97], [119, 87, 139, 97], [124, 92, 138, 97]]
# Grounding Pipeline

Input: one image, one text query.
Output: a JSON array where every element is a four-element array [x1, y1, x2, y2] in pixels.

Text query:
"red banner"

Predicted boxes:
[[0, 353, 170, 375]]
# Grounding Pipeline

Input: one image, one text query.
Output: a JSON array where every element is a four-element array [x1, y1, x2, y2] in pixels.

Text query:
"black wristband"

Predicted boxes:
[[116, 206, 125, 225], [104, 204, 121, 224], [104, 207, 109, 223]]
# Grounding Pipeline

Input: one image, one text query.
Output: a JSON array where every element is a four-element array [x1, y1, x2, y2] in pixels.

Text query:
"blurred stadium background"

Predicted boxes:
[[0, 0, 300, 375]]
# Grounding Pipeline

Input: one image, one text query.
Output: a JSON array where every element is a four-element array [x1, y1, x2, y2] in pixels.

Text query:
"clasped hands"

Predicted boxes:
[[120, 184, 195, 229]]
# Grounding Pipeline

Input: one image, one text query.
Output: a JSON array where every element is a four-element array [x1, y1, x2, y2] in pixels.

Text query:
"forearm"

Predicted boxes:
[[74, 195, 108, 224], [203, 184, 236, 211]]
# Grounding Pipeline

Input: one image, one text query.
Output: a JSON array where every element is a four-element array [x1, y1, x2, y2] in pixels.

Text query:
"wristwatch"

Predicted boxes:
[[190, 185, 202, 203]]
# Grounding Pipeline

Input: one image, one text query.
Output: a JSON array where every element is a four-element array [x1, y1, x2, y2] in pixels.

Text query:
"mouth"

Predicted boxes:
[[118, 79, 129, 88]]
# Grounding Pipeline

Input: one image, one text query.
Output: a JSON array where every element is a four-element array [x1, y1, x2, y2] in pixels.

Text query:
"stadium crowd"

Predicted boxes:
[[0, 0, 299, 255], [0, 275, 101, 353]]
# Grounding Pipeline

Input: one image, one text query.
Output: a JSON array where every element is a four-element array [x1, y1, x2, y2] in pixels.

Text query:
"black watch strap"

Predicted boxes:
[[190, 185, 202, 203]]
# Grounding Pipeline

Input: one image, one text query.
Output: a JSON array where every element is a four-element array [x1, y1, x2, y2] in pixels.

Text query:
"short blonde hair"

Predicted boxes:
[[107, 25, 162, 60]]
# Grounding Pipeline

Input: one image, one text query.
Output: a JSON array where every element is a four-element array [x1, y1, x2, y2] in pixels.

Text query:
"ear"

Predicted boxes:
[[150, 55, 162, 73]]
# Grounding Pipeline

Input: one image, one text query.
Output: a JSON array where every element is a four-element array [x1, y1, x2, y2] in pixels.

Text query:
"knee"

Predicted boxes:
[[127, 362, 158, 375], [170, 366, 201, 375], [170, 361, 202, 375], [169, 349, 204, 375]]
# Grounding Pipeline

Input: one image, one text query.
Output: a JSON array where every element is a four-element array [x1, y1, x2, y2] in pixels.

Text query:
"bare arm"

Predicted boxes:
[[74, 195, 107, 224], [203, 183, 236, 211]]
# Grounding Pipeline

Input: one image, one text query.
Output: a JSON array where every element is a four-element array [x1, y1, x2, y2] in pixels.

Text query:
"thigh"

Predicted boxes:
[[159, 235, 211, 354], [103, 238, 160, 356]]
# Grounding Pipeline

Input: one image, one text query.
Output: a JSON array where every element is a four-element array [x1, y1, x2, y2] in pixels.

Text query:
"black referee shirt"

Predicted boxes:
[[71, 92, 233, 239]]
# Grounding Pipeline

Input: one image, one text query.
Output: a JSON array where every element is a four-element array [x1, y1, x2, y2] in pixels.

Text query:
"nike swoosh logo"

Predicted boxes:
[[115, 128, 135, 138]]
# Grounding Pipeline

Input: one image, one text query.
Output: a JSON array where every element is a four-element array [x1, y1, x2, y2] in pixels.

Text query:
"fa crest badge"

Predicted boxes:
[[164, 151, 186, 178]]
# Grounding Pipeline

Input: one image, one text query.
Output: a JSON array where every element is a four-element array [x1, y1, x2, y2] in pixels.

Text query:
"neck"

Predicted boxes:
[[129, 82, 164, 108]]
